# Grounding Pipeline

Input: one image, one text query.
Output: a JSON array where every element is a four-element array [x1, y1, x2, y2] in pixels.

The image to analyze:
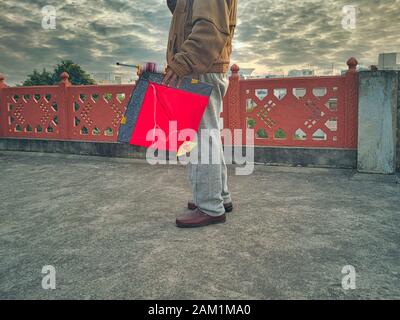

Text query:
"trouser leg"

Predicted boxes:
[[220, 146, 231, 203], [187, 73, 231, 216]]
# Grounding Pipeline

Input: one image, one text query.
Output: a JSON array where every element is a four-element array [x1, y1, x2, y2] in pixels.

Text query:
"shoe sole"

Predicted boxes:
[[176, 217, 226, 228]]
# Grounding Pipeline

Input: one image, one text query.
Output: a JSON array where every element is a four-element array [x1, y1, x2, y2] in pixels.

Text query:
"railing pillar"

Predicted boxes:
[[357, 70, 398, 174], [344, 57, 359, 148], [0, 74, 6, 89], [0, 74, 7, 137], [58, 72, 71, 140], [226, 64, 241, 144]]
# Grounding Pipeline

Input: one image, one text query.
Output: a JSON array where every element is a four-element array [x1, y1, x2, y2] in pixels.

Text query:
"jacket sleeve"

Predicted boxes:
[[168, 0, 231, 77], [167, 0, 177, 14]]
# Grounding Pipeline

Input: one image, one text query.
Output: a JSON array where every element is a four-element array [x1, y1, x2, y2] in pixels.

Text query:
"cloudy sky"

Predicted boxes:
[[0, 0, 399, 85]]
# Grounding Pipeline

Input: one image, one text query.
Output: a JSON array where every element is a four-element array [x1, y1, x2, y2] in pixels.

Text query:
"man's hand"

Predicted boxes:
[[136, 66, 143, 78], [162, 67, 181, 87]]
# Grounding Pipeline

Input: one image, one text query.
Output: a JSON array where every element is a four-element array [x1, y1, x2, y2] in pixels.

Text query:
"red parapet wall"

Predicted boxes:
[[67, 84, 133, 142], [0, 58, 358, 149], [1, 85, 65, 140], [0, 72, 134, 142], [224, 58, 359, 149]]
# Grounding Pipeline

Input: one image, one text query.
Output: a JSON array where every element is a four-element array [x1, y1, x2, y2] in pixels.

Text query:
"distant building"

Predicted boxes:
[[90, 72, 136, 84], [318, 68, 336, 76], [265, 74, 285, 79], [378, 53, 400, 70], [287, 69, 315, 77]]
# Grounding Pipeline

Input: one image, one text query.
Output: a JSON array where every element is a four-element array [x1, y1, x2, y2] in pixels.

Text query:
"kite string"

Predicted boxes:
[[149, 83, 178, 142], [149, 83, 183, 145], [149, 83, 160, 141]]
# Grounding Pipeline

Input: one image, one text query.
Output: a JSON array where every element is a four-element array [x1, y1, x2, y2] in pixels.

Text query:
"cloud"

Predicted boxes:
[[234, 0, 400, 73], [0, 0, 399, 84]]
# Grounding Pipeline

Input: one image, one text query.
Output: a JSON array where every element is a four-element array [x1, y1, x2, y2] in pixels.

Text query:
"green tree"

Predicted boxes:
[[52, 60, 96, 85], [22, 69, 54, 86], [22, 60, 96, 86]]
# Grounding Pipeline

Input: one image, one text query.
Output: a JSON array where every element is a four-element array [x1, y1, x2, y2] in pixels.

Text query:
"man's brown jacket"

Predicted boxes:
[[166, 0, 237, 77]]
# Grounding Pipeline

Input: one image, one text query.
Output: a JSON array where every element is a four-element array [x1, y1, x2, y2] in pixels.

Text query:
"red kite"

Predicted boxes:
[[118, 71, 213, 156]]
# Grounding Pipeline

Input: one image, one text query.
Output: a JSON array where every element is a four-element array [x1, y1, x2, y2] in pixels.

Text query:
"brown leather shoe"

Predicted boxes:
[[176, 209, 226, 228], [188, 201, 233, 213]]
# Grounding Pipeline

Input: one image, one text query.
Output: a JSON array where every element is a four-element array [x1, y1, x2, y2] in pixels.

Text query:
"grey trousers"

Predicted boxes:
[[188, 73, 231, 217]]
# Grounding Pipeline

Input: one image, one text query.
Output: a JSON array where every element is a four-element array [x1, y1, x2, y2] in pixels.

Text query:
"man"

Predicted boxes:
[[162, 0, 237, 228]]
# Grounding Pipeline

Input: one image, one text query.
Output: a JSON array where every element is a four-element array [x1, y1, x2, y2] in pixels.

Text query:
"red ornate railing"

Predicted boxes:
[[0, 72, 133, 142], [0, 58, 358, 148], [223, 58, 358, 148]]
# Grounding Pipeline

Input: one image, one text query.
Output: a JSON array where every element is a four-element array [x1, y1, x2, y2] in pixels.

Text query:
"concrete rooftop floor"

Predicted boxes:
[[0, 151, 399, 300]]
